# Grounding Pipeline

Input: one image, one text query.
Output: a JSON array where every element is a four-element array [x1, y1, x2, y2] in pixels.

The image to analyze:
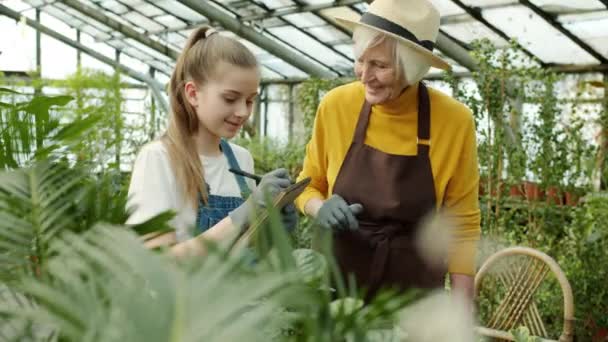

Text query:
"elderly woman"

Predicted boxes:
[[295, 0, 480, 301]]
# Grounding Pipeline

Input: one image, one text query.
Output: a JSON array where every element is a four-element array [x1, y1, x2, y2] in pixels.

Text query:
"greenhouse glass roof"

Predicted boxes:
[[1, 0, 608, 85]]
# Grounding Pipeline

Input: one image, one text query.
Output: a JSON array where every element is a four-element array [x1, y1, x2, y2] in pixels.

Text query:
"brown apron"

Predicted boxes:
[[332, 82, 446, 300]]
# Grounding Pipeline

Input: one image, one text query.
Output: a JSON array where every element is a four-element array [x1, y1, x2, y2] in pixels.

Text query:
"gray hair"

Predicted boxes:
[[353, 26, 431, 86]]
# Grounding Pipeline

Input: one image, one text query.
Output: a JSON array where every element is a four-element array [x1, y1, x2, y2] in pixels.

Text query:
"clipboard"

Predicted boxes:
[[231, 177, 311, 250]]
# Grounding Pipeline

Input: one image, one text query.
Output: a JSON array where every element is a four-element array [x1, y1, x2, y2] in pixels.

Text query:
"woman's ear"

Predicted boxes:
[[184, 81, 199, 108]]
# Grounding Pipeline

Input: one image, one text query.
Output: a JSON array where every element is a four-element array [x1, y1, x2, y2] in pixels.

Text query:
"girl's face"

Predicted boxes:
[[185, 61, 259, 139], [354, 40, 403, 105]]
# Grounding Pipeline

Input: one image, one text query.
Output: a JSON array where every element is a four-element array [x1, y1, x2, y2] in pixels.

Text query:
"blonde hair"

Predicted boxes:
[[162, 26, 258, 208], [353, 26, 431, 87]]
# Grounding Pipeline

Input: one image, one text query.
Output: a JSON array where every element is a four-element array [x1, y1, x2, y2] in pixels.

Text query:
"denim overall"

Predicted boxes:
[[195, 139, 251, 234]]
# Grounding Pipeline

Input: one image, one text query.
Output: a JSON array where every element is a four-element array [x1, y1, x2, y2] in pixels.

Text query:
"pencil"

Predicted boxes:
[[228, 168, 263, 183]]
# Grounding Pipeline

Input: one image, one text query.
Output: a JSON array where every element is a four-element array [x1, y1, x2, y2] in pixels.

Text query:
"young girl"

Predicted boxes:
[[126, 26, 297, 256]]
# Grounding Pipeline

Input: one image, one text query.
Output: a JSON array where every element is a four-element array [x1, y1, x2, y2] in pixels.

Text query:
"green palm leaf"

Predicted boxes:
[[3, 225, 307, 342], [0, 161, 85, 281]]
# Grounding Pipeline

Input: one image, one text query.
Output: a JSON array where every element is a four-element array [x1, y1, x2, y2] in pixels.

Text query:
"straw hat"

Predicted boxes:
[[334, 0, 450, 70]]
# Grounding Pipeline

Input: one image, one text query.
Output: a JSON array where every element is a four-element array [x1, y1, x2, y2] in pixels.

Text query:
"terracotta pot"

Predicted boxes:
[[509, 184, 524, 198], [545, 186, 563, 205], [524, 181, 541, 201], [564, 191, 580, 206]]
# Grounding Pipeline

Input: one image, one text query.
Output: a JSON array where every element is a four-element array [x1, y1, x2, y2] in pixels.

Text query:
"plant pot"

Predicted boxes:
[[564, 191, 580, 206], [509, 184, 524, 198], [545, 186, 563, 205], [524, 181, 541, 201]]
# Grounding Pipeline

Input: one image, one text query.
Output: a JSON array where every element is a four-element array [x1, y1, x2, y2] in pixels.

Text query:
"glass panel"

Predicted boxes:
[[258, 17, 287, 29], [154, 15, 187, 30], [119, 0, 145, 6], [256, 0, 295, 10], [147, 60, 173, 75], [264, 58, 307, 77], [123, 11, 165, 31], [81, 31, 116, 59], [102, 9, 138, 29], [483, 5, 599, 64], [166, 32, 187, 46], [123, 38, 174, 62], [155, 71, 170, 85], [268, 26, 351, 71], [425, 80, 453, 97], [307, 25, 351, 44], [429, 0, 465, 16], [122, 47, 151, 62], [283, 12, 326, 28], [120, 53, 149, 74], [79, 25, 112, 41], [81, 54, 115, 74], [530, 0, 604, 11], [107, 39, 128, 50], [300, 0, 332, 4], [99, 0, 129, 14], [441, 20, 508, 47], [134, 2, 165, 17], [461, 0, 515, 6], [42, 5, 79, 26], [260, 66, 284, 79], [26, 0, 45, 7], [0, 16, 36, 72], [233, 3, 267, 17], [4, 0, 31, 12], [559, 10, 608, 23], [334, 44, 354, 60], [562, 13, 608, 59], [155, 0, 207, 22], [40, 12, 76, 38]]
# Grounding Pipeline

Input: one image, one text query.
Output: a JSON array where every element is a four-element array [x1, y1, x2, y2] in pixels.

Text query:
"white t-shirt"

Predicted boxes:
[[126, 140, 255, 241]]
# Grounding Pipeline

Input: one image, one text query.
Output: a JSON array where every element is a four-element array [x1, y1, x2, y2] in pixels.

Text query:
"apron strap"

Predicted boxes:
[[417, 82, 431, 156], [220, 139, 251, 197], [353, 101, 372, 144]]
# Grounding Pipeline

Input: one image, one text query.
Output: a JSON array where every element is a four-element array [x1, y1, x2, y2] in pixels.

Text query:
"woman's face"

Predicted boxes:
[[354, 39, 404, 105]]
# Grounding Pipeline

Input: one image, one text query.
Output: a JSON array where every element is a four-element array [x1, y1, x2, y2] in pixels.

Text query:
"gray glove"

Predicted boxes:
[[229, 168, 292, 232], [316, 194, 363, 232]]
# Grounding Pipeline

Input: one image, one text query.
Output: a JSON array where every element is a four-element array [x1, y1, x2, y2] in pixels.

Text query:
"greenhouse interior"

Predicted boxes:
[[1, 0, 607, 341]]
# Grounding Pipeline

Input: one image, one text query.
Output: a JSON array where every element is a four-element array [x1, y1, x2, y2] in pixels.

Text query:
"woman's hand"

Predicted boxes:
[[316, 194, 363, 232]]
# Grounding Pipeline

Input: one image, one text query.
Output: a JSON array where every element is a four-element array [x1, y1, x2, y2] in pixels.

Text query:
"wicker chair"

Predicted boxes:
[[474, 247, 575, 341]]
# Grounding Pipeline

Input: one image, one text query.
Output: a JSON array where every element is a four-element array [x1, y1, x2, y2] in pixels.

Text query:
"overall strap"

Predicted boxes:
[[220, 139, 251, 197]]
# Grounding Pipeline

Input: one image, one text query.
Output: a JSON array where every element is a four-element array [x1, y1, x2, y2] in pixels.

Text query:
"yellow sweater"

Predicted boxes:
[[296, 81, 481, 275]]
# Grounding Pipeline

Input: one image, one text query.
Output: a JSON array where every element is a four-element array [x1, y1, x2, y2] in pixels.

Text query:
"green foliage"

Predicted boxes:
[[296, 78, 351, 142], [0, 87, 102, 169], [448, 39, 605, 340], [512, 326, 542, 342]]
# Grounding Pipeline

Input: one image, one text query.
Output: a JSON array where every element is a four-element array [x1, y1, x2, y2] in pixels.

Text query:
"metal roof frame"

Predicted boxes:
[[518, 0, 608, 64], [0, 3, 169, 113], [1, 0, 607, 87], [207, 0, 346, 76], [177, 0, 334, 78], [448, 0, 543, 65], [57, 0, 180, 60]]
